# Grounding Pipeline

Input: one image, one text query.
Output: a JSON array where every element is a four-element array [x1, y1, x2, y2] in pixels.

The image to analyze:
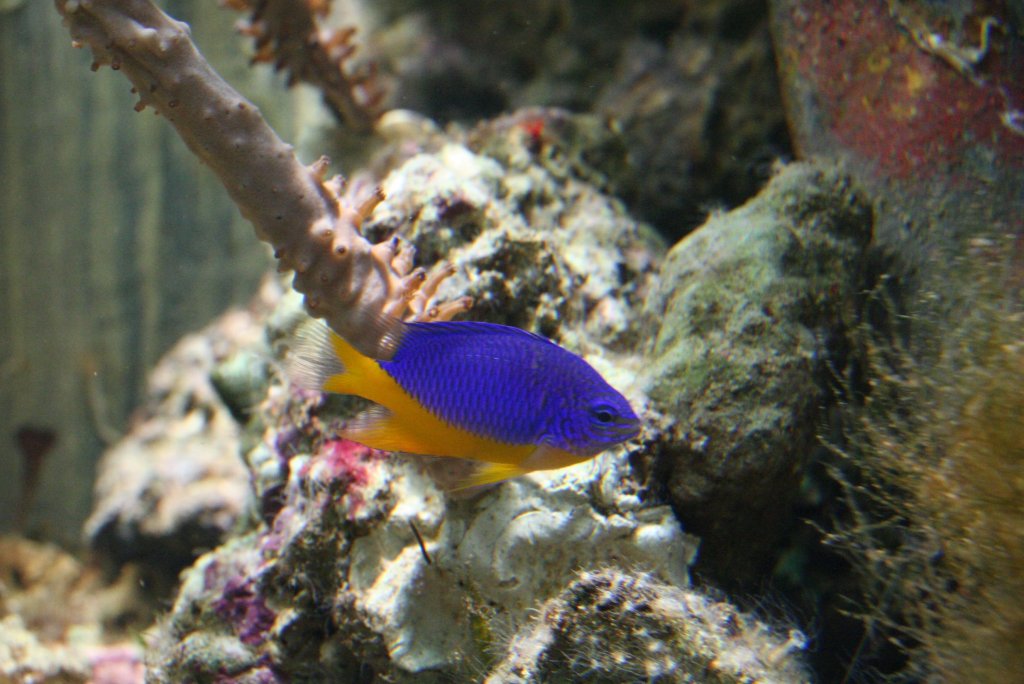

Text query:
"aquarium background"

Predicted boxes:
[[0, 0, 282, 541], [0, 0, 1021, 682]]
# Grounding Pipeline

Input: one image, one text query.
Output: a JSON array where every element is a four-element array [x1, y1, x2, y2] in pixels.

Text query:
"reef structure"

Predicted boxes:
[[55, 0, 468, 358]]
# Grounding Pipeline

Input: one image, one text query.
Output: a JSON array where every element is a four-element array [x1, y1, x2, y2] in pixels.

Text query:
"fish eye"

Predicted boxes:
[[590, 404, 618, 424]]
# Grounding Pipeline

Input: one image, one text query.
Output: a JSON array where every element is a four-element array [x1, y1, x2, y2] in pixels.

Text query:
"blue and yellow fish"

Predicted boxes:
[[291, 319, 641, 487]]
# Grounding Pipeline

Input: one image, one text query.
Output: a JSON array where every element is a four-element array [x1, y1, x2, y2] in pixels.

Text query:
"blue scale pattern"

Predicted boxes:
[[379, 321, 607, 447]]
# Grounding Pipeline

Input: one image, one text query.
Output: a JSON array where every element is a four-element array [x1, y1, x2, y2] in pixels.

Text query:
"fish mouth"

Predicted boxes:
[[609, 421, 641, 441]]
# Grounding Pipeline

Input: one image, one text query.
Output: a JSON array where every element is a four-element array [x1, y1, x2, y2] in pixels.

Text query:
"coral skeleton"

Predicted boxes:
[[224, 0, 384, 131], [55, 0, 469, 358]]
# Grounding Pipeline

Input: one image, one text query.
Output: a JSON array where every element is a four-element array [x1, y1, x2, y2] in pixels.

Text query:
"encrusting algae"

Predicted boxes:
[[827, 237, 1024, 681]]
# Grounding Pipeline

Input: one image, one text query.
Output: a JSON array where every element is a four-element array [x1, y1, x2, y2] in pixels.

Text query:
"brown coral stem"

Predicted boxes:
[[227, 0, 381, 132], [54, 0, 458, 357]]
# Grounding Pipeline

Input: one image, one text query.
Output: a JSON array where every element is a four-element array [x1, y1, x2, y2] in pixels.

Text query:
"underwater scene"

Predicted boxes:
[[1, 0, 1022, 682]]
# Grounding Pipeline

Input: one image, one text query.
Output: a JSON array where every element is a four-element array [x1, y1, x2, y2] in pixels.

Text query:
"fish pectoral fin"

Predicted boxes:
[[342, 406, 437, 455], [521, 442, 585, 472], [450, 461, 527, 492]]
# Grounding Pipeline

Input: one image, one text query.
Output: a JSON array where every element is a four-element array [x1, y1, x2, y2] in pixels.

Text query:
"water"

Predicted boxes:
[[1, 1, 1021, 681]]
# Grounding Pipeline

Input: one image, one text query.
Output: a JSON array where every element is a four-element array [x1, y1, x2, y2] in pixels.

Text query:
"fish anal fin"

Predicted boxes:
[[342, 406, 437, 455], [448, 444, 582, 492], [450, 461, 527, 492], [322, 373, 353, 395]]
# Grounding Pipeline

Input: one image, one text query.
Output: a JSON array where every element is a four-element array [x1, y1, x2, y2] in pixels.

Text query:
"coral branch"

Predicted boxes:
[[55, 0, 461, 358], [226, 0, 383, 132]]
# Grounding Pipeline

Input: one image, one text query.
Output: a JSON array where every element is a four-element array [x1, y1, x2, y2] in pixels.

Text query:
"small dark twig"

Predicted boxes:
[[408, 519, 432, 565], [13, 425, 58, 532]]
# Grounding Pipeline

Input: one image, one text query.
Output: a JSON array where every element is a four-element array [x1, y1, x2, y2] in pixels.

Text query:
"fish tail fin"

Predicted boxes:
[[288, 321, 378, 395], [450, 461, 527, 491]]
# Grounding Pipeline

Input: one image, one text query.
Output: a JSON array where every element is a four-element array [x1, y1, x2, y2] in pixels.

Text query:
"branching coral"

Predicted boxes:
[[224, 0, 384, 132], [55, 0, 469, 358]]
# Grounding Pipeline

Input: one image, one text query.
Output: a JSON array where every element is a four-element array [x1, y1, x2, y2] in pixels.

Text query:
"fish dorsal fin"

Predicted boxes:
[[347, 310, 407, 361]]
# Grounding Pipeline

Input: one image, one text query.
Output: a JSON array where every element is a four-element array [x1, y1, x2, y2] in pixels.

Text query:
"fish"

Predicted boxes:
[[290, 319, 641, 488]]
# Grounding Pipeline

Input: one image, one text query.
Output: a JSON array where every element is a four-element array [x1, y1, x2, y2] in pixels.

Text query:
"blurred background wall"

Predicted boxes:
[[0, 0, 290, 544]]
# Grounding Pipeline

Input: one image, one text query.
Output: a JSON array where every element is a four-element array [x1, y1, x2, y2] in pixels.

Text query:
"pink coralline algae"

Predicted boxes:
[[87, 646, 145, 684], [307, 439, 378, 485], [299, 438, 387, 516]]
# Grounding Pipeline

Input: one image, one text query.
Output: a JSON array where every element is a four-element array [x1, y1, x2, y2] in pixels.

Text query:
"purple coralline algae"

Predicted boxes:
[[211, 576, 277, 647]]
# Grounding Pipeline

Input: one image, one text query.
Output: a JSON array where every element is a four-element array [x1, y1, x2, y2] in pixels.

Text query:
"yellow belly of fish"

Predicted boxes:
[[334, 363, 535, 465], [318, 329, 556, 467]]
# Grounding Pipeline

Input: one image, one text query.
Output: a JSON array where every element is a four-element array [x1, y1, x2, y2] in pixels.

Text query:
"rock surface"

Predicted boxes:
[[85, 283, 281, 583], [147, 437, 698, 682], [139, 133, 710, 680], [366, 135, 665, 354], [0, 614, 88, 684], [82, 115, 833, 682], [0, 536, 147, 684], [642, 163, 873, 586], [345, 0, 789, 238], [486, 568, 810, 683]]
